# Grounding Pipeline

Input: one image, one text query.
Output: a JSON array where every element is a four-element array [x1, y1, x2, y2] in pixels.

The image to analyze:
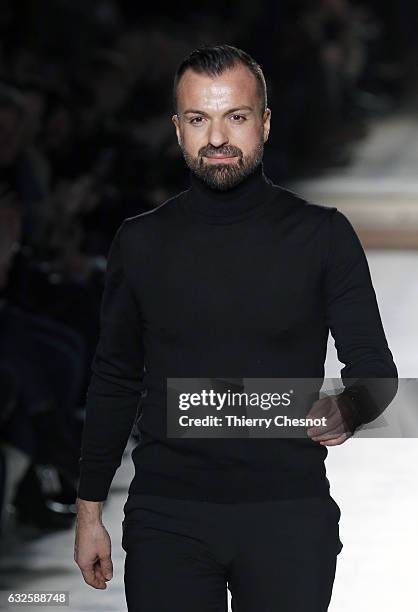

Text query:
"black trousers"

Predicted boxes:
[[122, 493, 343, 612]]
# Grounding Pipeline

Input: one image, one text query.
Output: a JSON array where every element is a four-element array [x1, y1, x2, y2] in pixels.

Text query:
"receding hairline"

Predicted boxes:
[[174, 61, 266, 116]]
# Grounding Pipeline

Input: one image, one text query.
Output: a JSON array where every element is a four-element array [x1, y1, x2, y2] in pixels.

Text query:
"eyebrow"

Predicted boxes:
[[182, 105, 254, 116]]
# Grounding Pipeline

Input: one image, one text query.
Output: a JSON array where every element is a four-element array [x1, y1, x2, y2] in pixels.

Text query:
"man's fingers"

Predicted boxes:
[[307, 394, 356, 441], [80, 564, 107, 589], [307, 409, 346, 438], [307, 415, 343, 439], [308, 419, 346, 440], [319, 432, 351, 446], [309, 410, 355, 439], [100, 556, 113, 580]]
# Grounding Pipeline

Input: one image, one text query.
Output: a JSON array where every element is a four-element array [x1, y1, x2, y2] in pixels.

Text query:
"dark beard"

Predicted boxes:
[[182, 140, 264, 191]]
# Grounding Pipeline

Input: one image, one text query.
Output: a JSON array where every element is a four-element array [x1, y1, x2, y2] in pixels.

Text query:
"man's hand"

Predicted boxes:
[[74, 499, 113, 589], [305, 393, 358, 446]]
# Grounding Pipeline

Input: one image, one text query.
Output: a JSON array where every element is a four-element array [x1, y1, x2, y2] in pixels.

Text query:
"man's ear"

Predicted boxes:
[[172, 113, 181, 146], [263, 108, 271, 143]]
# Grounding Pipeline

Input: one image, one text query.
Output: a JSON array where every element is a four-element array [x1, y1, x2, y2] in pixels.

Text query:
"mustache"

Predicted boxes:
[[199, 147, 242, 157]]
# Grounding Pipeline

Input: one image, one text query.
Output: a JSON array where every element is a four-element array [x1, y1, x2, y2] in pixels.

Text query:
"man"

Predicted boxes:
[[74, 44, 398, 611]]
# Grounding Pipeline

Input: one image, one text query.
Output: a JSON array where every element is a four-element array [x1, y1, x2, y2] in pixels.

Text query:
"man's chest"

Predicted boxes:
[[129, 229, 326, 342]]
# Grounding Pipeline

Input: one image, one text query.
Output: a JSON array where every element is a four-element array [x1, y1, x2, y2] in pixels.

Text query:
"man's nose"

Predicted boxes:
[[207, 120, 229, 148]]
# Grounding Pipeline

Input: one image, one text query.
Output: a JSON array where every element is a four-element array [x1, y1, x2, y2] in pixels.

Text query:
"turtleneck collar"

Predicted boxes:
[[181, 161, 275, 225]]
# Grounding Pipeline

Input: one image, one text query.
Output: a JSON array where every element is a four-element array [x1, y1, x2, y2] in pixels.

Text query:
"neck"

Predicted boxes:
[[183, 161, 274, 224]]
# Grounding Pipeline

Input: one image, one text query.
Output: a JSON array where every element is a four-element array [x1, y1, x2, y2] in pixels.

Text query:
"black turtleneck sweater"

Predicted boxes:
[[77, 162, 398, 502]]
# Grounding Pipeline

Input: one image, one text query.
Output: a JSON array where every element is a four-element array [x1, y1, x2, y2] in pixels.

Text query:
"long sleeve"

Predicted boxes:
[[323, 209, 398, 430], [77, 222, 146, 501]]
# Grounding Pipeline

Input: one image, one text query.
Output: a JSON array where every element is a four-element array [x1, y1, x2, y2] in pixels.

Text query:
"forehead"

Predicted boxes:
[[176, 64, 259, 112]]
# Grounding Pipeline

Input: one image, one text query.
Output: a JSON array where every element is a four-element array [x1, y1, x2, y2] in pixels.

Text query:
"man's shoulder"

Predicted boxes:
[[269, 181, 338, 221], [119, 188, 187, 239], [125, 189, 186, 225]]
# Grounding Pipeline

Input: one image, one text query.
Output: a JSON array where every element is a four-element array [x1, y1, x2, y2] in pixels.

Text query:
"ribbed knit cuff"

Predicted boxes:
[[76, 471, 114, 502]]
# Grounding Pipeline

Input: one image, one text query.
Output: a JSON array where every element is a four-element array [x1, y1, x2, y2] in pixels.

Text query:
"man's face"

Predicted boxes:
[[172, 64, 271, 190]]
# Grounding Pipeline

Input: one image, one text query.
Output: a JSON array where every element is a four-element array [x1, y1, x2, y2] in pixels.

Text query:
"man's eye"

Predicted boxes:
[[231, 115, 246, 122], [190, 117, 204, 125]]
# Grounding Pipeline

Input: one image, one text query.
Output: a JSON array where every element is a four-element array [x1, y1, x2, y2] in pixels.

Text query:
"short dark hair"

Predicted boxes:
[[173, 44, 267, 115]]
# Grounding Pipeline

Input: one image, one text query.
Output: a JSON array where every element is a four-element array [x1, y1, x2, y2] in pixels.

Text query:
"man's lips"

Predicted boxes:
[[203, 154, 238, 160]]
